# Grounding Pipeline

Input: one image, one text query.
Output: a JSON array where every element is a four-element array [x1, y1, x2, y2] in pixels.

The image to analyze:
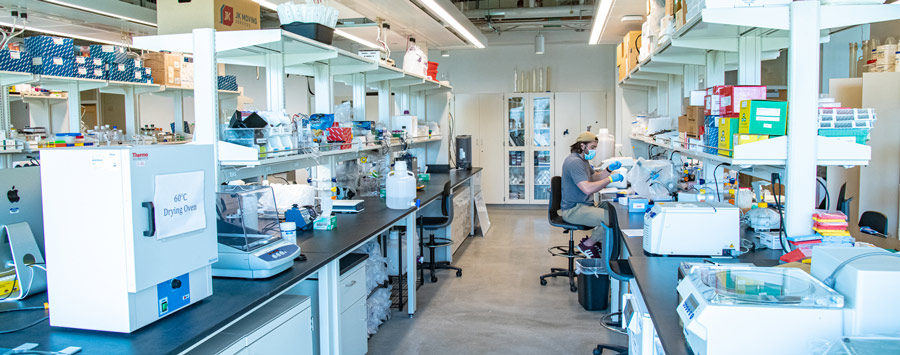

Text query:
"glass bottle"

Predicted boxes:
[[849, 42, 858, 78]]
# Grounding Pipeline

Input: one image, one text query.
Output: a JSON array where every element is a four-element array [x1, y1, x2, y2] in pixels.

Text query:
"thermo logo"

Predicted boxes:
[[220, 5, 234, 26], [132, 152, 149, 159]]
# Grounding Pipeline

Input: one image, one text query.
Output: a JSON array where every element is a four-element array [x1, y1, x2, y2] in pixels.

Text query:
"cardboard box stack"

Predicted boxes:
[[622, 31, 641, 79], [144, 52, 184, 87], [705, 85, 772, 156], [157, 0, 261, 35], [25, 36, 75, 77]]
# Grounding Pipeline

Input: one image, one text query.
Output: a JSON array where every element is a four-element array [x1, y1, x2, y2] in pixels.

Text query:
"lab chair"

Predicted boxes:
[[837, 183, 853, 218], [859, 211, 889, 236], [418, 181, 463, 283], [540, 176, 592, 293], [591, 201, 633, 355]]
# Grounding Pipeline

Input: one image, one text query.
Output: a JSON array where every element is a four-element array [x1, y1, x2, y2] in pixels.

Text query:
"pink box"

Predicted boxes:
[[717, 85, 767, 115]]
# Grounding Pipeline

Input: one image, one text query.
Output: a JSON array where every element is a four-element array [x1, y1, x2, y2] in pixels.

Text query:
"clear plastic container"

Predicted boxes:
[[386, 160, 416, 209]]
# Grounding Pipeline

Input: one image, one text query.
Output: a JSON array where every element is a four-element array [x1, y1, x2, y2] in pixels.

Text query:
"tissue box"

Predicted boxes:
[[89, 45, 128, 64], [24, 36, 74, 59], [313, 215, 337, 230], [0, 50, 32, 73], [217, 75, 238, 91], [32, 57, 74, 77]]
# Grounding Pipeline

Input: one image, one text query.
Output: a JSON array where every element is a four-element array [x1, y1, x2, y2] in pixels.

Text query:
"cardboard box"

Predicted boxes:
[[90, 45, 128, 65], [704, 115, 719, 154], [24, 36, 74, 60], [144, 52, 184, 86], [736, 134, 769, 145], [181, 57, 194, 89], [108, 62, 133, 82], [0, 50, 32, 73], [704, 94, 720, 116], [739, 100, 787, 136], [157, 0, 261, 35], [675, 4, 686, 28], [681, 106, 705, 137], [689, 90, 706, 106], [717, 85, 767, 115], [616, 43, 624, 66], [718, 115, 740, 156], [767, 88, 788, 101], [666, 0, 675, 16], [623, 30, 642, 72], [32, 57, 74, 77], [618, 64, 626, 82]]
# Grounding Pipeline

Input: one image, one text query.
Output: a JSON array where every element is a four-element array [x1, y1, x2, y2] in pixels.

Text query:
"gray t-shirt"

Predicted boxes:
[[561, 152, 594, 210]]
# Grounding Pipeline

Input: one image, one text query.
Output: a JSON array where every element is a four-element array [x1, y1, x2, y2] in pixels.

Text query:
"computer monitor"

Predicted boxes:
[[0, 166, 44, 255]]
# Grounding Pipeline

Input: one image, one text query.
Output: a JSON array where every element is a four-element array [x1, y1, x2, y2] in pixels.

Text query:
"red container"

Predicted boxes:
[[717, 85, 766, 115], [427, 61, 438, 70]]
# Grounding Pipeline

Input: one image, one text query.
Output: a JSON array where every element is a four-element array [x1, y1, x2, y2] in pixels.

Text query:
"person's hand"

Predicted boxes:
[[606, 161, 622, 172], [608, 174, 624, 183]]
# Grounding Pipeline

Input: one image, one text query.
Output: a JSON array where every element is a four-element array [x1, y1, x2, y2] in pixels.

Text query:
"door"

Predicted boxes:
[[554, 92, 581, 177], [505, 95, 528, 203], [531, 94, 554, 203], [479, 94, 504, 204]]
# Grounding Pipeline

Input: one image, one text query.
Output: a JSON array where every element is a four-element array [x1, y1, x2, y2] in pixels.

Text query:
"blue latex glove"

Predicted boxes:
[[608, 174, 624, 183], [607, 161, 622, 172]]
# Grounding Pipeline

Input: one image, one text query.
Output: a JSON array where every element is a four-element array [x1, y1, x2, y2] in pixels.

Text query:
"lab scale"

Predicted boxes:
[[40, 145, 218, 333], [676, 264, 844, 355], [215, 185, 300, 279], [643, 202, 740, 256]]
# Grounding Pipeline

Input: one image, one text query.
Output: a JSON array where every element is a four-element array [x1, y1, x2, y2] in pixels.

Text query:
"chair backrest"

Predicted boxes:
[[837, 183, 854, 217], [859, 211, 888, 236], [548, 176, 562, 222], [600, 201, 632, 281], [441, 181, 453, 218]]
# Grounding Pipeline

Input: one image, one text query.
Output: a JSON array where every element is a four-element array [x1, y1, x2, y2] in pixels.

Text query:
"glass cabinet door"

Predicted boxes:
[[508, 97, 526, 147], [533, 150, 551, 201], [508, 151, 526, 201], [532, 96, 551, 147]]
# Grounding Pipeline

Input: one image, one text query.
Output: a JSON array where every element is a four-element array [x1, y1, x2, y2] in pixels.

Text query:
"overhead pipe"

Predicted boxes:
[[464, 5, 593, 20]]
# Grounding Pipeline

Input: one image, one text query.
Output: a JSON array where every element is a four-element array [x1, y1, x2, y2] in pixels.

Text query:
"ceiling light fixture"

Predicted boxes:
[[40, 0, 157, 27], [0, 20, 127, 46], [588, 0, 614, 45], [416, 0, 485, 49], [253, 0, 279, 11], [535, 33, 544, 54], [441, 50, 449, 57], [334, 29, 381, 49], [621, 15, 644, 22]]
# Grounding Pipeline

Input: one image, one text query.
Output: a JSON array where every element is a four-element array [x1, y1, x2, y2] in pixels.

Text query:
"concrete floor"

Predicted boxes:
[[367, 206, 627, 355]]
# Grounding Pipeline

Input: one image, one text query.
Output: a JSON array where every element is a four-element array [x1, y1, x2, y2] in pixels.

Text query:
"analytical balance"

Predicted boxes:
[[643, 202, 740, 256], [676, 264, 844, 355], [215, 185, 300, 279]]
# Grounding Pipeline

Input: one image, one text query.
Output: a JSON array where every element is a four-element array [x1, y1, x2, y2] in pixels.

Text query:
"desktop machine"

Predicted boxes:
[[40, 145, 218, 333], [215, 185, 300, 279], [643, 202, 740, 256]]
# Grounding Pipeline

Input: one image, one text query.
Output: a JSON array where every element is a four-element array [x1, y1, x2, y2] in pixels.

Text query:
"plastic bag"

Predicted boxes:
[[335, 159, 360, 198], [334, 102, 353, 123], [627, 158, 675, 200], [269, 183, 316, 212], [402, 41, 427, 76]]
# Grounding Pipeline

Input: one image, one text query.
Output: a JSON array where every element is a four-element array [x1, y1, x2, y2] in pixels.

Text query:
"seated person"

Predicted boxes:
[[559, 132, 623, 258]]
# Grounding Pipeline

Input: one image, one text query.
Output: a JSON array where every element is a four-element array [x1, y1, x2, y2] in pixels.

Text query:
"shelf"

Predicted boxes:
[[630, 133, 871, 167], [0, 70, 34, 86]]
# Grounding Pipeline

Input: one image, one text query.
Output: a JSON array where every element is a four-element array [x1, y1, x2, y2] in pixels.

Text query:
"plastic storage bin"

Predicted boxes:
[[575, 259, 610, 311], [281, 22, 334, 45]]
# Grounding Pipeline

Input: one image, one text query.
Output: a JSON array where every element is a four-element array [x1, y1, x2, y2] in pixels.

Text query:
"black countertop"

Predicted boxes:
[[0, 168, 482, 354]]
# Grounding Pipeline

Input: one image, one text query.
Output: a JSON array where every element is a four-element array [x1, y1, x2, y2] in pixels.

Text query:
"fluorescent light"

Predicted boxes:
[[334, 29, 381, 50], [253, 0, 278, 11], [417, 0, 485, 49], [41, 0, 157, 27], [441, 50, 449, 57], [621, 15, 643, 22], [535, 34, 544, 54], [0, 20, 127, 46], [589, 0, 614, 45]]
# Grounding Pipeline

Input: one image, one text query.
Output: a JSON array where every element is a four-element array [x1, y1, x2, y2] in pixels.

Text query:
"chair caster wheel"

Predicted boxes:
[[431, 276, 438, 283], [540, 279, 547, 286], [570, 285, 577, 293], [408, 314, 414, 319], [593, 347, 602, 355], [456, 270, 462, 277]]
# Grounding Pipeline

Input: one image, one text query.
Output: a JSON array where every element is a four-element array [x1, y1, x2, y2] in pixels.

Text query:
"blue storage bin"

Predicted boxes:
[[0, 50, 32, 73], [24, 36, 74, 60]]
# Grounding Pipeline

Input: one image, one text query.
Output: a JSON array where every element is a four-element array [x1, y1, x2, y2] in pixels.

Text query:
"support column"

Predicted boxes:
[[377, 81, 391, 126], [317, 260, 341, 354], [656, 81, 668, 116], [173, 90, 185, 135], [683, 65, 702, 94], [784, 1, 820, 236], [265, 53, 285, 111], [67, 83, 82, 133], [352, 73, 366, 120], [192, 28, 220, 179], [706, 52, 725, 87], [122, 86, 138, 136], [738, 33, 762, 85], [314, 63, 333, 114], [668, 74, 683, 116], [405, 213, 417, 316], [396, 87, 410, 114]]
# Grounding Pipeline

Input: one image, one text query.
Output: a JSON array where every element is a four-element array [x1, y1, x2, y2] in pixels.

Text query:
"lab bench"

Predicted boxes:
[[611, 203, 900, 355], [0, 168, 483, 354]]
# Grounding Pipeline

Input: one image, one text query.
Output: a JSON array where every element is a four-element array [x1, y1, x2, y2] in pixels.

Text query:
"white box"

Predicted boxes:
[[391, 115, 418, 136], [689, 90, 706, 106], [811, 247, 900, 336], [40, 145, 218, 333]]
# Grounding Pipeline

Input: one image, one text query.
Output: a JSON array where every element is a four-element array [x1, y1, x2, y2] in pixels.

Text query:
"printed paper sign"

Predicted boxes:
[[153, 171, 206, 240]]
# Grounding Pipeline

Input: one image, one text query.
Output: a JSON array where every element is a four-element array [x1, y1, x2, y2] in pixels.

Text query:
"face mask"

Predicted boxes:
[[584, 149, 596, 161]]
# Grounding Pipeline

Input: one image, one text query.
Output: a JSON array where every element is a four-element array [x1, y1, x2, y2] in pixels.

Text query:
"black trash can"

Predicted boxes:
[[576, 259, 610, 311]]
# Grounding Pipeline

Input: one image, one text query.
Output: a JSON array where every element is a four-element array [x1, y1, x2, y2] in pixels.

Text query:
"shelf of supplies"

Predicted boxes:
[[617, 4, 900, 87], [9, 94, 68, 102], [630, 133, 871, 167], [0, 71, 35, 86], [150, 86, 241, 100]]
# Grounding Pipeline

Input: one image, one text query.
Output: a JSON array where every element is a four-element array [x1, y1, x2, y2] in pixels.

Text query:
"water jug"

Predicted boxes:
[[386, 160, 416, 209], [593, 128, 616, 165]]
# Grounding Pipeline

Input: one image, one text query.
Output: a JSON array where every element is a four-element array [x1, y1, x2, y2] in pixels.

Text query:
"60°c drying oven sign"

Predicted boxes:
[[154, 171, 207, 240]]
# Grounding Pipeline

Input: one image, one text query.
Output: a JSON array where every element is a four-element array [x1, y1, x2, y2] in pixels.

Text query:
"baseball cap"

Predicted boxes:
[[575, 131, 598, 143]]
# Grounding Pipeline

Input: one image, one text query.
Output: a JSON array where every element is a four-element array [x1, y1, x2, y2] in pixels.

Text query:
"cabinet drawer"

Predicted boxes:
[[339, 264, 366, 313], [339, 297, 368, 355]]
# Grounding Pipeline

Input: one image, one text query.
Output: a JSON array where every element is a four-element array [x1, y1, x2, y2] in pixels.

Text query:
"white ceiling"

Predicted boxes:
[[598, 0, 646, 44]]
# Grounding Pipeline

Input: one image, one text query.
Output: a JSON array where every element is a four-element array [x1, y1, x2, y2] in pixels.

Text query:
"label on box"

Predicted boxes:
[[134, 71, 142, 80], [77, 67, 87, 75], [92, 58, 103, 66], [93, 68, 103, 77], [76, 56, 86, 64], [118, 63, 126, 71], [52, 37, 64, 45], [9, 51, 19, 60], [763, 123, 772, 128], [153, 170, 207, 240], [52, 57, 63, 65], [101, 45, 114, 53], [721, 96, 731, 108], [756, 108, 782, 118]]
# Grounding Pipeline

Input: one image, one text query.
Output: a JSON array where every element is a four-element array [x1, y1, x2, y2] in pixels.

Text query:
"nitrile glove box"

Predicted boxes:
[[74, 62, 105, 80], [0, 50, 32, 73], [90, 44, 129, 64], [131, 67, 154, 83], [32, 57, 74, 77], [739, 100, 788, 136], [24, 36, 74, 59], [628, 196, 649, 213], [108, 62, 133, 82]]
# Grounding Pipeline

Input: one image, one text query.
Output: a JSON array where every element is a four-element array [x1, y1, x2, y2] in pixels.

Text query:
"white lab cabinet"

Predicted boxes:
[[187, 294, 314, 355], [39, 144, 218, 333], [504, 93, 555, 204], [453, 93, 504, 204], [623, 279, 665, 355]]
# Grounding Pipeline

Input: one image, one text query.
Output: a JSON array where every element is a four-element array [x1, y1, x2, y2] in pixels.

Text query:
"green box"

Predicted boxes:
[[739, 100, 787, 136], [313, 215, 337, 230], [718, 116, 739, 156]]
